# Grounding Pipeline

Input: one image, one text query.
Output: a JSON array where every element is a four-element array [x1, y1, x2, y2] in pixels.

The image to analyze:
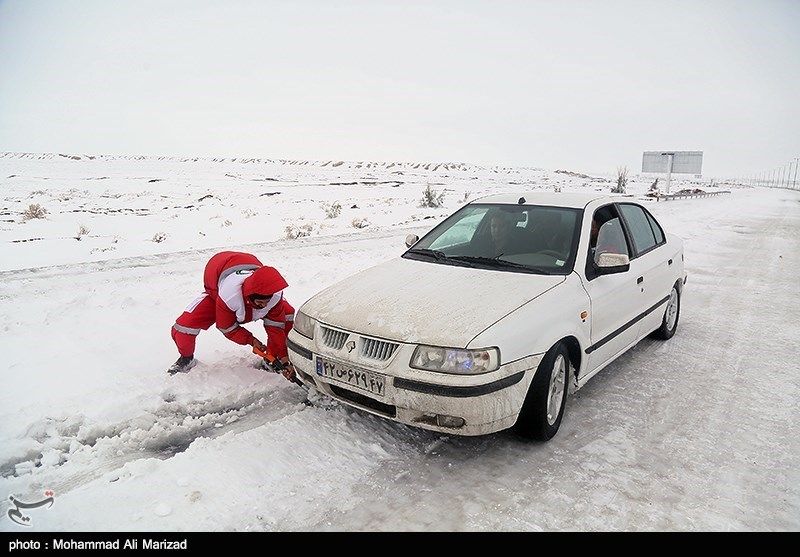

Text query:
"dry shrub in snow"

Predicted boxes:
[[152, 232, 167, 243], [321, 201, 342, 219], [612, 166, 628, 194], [351, 217, 370, 229], [647, 178, 661, 198], [221, 219, 232, 228], [420, 184, 445, 208], [22, 203, 48, 220], [75, 224, 90, 240], [285, 223, 314, 239], [241, 208, 257, 219]]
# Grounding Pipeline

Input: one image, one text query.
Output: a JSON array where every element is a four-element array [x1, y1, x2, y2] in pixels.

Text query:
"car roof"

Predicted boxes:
[[472, 191, 621, 209]]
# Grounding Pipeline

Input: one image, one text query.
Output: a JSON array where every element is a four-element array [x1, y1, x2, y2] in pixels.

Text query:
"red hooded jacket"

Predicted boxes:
[[203, 251, 290, 349]]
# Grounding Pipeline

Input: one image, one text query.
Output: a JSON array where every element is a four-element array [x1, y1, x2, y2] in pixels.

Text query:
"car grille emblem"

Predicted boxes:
[[345, 340, 356, 353]]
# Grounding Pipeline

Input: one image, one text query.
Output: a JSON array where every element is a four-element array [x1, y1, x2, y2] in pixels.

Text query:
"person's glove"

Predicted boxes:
[[278, 357, 296, 382]]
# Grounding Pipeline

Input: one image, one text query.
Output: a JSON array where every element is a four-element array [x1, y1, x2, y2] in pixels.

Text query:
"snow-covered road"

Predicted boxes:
[[1, 156, 797, 531]]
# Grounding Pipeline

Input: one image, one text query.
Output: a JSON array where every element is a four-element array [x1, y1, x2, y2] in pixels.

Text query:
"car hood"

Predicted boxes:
[[301, 256, 565, 347]]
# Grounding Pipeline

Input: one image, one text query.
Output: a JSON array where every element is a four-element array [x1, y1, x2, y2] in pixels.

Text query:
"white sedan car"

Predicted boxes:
[[287, 192, 686, 440]]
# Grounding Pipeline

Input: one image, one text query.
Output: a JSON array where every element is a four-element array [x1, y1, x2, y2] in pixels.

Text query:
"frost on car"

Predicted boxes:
[[287, 193, 686, 440]]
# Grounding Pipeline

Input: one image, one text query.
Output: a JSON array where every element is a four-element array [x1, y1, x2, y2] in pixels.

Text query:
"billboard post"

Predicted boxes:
[[665, 153, 674, 194]]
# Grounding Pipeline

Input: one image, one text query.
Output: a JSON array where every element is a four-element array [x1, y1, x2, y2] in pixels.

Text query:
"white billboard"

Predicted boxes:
[[642, 151, 703, 175]]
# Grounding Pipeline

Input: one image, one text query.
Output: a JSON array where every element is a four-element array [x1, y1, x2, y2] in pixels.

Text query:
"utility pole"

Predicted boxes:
[[793, 157, 799, 190]]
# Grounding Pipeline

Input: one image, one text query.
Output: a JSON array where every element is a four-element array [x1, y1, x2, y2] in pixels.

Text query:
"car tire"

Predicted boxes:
[[514, 342, 570, 441], [651, 283, 681, 340]]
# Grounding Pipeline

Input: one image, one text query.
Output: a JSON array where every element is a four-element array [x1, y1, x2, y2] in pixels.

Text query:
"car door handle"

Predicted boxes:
[[637, 276, 644, 284]]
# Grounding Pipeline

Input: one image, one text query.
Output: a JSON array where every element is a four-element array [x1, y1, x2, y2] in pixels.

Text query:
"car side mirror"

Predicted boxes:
[[595, 252, 630, 275], [405, 234, 419, 248]]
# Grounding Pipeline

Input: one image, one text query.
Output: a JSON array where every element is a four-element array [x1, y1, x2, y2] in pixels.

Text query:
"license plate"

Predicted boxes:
[[315, 357, 386, 397]]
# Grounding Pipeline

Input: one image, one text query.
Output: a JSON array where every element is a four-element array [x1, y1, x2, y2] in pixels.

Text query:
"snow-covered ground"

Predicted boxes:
[[0, 154, 797, 531]]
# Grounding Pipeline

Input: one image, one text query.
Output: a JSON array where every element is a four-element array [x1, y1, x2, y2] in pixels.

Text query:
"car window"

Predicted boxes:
[[619, 204, 657, 254], [645, 211, 665, 244], [407, 203, 582, 275]]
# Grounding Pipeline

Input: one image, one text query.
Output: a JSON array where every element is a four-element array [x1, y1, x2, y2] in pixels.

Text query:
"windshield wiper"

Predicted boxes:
[[405, 248, 484, 268], [447, 255, 550, 274], [406, 248, 448, 260]]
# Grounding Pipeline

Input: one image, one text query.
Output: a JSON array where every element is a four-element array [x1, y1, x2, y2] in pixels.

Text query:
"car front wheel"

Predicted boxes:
[[515, 342, 570, 441]]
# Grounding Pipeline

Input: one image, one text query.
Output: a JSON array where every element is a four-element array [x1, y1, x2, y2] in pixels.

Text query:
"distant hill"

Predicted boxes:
[[0, 152, 541, 175]]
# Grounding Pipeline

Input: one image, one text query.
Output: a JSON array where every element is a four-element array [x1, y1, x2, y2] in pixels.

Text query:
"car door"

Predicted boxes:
[[582, 205, 644, 376], [617, 203, 671, 338]]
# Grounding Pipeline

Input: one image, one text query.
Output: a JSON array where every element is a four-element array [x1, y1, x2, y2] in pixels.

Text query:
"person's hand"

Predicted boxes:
[[281, 361, 296, 382], [275, 356, 290, 372]]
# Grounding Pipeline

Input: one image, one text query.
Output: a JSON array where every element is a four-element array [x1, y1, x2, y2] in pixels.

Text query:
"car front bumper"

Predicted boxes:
[[287, 329, 543, 436]]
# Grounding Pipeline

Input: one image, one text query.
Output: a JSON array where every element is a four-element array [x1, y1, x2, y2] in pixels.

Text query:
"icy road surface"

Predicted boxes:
[[1, 158, 798, 531]]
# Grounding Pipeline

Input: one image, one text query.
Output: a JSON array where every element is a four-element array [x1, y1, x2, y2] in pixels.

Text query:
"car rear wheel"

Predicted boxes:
[[515, 342, 569, 441], [651, 284, 680, 340]]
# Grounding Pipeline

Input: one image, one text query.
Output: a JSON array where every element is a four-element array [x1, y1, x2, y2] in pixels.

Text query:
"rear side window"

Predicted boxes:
[[645, 211, 665, 244], [619, 204, 657, 254]]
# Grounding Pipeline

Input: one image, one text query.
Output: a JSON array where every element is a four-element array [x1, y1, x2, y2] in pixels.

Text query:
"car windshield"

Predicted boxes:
[[404, 203, 583, 275]]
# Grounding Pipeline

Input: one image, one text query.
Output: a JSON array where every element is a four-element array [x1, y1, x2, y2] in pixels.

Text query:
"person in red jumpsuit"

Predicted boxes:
[[168, 251, 295, 376]]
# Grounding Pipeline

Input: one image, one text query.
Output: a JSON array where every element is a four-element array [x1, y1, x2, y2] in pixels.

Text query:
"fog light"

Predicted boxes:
[[435, 415, 465, 429]]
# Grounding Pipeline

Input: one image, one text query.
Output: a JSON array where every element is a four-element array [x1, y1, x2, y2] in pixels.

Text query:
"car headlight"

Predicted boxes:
[[410, 345, 499, 375], [293, 311, 316, 339]]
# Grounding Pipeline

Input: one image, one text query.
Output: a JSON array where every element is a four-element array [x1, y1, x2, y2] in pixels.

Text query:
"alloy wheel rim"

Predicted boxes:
[[547, 354, 566, 426], [666, 288, 678, 330]]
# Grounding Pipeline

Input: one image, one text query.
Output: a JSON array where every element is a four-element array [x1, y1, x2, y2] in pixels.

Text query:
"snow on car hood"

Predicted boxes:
[[301, 256, 565, 347]]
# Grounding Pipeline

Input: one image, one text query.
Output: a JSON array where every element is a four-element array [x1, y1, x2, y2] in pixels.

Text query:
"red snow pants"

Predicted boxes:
[[171, 293, 295, 359]]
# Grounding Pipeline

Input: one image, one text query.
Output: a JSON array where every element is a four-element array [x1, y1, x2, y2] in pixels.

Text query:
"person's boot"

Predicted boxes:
[[167, 355, 197, 375]]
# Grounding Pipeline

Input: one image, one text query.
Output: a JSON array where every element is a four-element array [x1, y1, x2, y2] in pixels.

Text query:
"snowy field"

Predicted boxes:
[[0, 153, 798, 531]]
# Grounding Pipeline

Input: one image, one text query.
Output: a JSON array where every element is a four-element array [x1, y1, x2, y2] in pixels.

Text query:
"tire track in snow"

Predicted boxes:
[[1, 385, 311, 500], [0, 224, 428, 280]]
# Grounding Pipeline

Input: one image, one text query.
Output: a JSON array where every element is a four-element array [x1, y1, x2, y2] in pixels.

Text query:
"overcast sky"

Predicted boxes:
[[0, 0, 798, 176]]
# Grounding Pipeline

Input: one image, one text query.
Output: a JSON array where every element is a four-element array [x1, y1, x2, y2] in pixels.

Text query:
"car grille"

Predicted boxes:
[[321, 326, 348, 350], [361, 337, 398, 361], [329, 384, 396, 417]]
